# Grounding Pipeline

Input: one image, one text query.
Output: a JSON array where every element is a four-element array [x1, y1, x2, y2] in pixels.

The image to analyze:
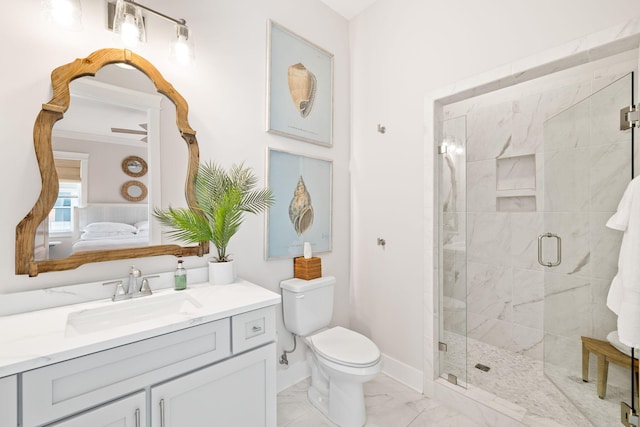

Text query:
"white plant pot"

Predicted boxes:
[[208, 259, 235, 285]]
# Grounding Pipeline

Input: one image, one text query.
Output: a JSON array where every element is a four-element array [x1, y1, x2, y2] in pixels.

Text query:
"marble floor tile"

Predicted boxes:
[[408, 406, 482, 427], [277, 374, 480, 427], [277, 379, 318, 426], [278, 349, 623, 427]]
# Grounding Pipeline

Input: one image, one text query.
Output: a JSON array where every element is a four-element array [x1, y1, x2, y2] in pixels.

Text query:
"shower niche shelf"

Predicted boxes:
[[495, 154, 537, 212], [496, 195, 536, 212]]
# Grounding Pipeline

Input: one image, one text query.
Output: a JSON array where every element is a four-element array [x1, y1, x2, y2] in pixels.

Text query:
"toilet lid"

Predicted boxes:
[[309, 326, 380, 367]]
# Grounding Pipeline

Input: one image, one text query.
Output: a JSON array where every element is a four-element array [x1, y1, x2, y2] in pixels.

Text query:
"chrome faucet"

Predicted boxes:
[[128, 266, 142, 295], [104, 269, 159, 301]]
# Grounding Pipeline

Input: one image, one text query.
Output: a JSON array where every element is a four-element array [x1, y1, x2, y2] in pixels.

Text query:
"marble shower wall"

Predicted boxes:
[[440, 53, 636, 371]]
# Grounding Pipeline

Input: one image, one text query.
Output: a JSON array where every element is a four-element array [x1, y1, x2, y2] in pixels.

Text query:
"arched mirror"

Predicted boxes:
[[16, 48, 208, 276]]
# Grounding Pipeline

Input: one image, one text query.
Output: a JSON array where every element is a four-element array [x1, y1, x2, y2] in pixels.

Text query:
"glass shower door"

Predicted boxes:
[[542, 72, 634, 426], [438, 116, 468, 385]]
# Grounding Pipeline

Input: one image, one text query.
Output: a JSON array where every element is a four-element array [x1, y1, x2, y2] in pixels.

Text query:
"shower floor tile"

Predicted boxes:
[[443, 330, 624, 426], [466, 337, 587, 426]]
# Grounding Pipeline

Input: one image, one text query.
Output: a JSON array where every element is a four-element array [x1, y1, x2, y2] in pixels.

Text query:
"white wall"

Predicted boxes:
[[349, 0, 640, 381], [0, 0, 349, 373]]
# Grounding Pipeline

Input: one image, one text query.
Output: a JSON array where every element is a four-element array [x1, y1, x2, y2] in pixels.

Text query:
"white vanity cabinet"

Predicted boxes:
[[0, 375, 17, 427], [17, 305, 277, 427]]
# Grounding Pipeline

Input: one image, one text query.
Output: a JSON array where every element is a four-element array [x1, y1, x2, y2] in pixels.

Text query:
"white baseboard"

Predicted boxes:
[[277, 360, 310, 393], [381, 353, 423, 393]]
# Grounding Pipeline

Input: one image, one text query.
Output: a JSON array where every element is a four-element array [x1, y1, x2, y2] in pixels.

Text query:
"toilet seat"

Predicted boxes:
[[308, 326, 380, 368]]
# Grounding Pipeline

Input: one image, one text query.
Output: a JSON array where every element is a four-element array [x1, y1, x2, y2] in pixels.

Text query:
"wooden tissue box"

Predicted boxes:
[[294, 257, 322, 280]]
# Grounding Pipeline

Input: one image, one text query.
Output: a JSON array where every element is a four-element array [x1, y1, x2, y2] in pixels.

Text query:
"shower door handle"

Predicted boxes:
[[538, 233, 561, 267]]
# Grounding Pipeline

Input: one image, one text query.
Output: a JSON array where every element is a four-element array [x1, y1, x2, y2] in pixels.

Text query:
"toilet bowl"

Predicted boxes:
[[305, 326, 382, 427], [280, 277, 382, 427]]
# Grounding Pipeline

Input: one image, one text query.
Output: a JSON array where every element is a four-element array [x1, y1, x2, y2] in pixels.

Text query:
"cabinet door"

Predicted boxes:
[[152, 342, 276, 427], [0, 375, 17, 427], [47, 391, 146, 427]]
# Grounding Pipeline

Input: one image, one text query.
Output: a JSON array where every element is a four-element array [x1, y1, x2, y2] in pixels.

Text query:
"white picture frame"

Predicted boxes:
[[265, 148, 333, 259], [266, 20, 334, 147]]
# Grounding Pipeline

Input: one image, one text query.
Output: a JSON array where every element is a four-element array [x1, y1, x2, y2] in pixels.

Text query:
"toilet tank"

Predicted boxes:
[[280, 276, 335, 336]]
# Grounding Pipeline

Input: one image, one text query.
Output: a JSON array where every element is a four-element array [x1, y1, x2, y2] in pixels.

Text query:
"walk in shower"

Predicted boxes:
[[437, 49, 638, 426]]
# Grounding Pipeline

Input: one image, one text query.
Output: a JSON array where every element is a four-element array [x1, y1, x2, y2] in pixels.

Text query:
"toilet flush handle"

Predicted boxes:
[[296, 294, 305, 299]]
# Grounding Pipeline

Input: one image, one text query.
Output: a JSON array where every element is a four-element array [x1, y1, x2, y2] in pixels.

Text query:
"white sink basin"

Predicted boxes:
[[65, 292, 202, 337]]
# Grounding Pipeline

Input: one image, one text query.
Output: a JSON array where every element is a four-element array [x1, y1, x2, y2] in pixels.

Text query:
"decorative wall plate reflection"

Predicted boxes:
[[121, 180, 148, 202], [122, 155, 148, 177]]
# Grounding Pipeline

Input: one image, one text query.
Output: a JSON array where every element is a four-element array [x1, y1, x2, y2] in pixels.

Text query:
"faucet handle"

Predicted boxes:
[[138, 275, 159, 296], [103, 280, 129, 301]]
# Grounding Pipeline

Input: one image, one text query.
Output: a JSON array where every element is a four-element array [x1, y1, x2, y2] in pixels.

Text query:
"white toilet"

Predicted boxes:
[[280, 276, 382, 427]]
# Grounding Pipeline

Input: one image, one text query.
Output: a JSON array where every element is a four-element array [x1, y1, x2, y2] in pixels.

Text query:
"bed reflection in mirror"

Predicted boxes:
[[36, 64, 189, 261]]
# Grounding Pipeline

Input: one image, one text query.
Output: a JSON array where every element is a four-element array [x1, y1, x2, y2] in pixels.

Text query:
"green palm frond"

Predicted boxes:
[[153, 206, 213, 243], [241, 188, 275, 214], [153, 161, 274, 262]]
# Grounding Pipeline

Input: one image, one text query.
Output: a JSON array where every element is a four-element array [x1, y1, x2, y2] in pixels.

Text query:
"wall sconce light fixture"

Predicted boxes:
[[108, 0, 195, 65], [42, 0, 83, 31], [170, 23, 195, 66], [111, 0, 146, 48]]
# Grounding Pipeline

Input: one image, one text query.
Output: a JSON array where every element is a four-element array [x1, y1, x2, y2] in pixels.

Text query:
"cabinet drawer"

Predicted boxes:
[[22, 319, 230, 427], [231, 306, 276, 354], [47, 391, 146, 427], [0, 375, 17, 427]]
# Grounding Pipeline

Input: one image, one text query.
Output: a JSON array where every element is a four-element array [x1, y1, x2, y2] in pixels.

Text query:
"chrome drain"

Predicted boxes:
[[475, 363, 490, 372]]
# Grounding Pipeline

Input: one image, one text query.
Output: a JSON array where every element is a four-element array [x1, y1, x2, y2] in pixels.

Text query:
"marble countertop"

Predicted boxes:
[[0, 280, 281, 378]]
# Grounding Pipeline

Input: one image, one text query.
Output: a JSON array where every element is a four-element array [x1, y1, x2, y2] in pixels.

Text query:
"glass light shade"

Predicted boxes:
[[113, 0, 146, 48], [170, 24, 195, 66], [42, 0, 82, 31]]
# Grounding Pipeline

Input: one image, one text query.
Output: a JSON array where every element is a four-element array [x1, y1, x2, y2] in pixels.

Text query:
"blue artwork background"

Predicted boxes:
[[268, 22, 333, 146], [267, 149, 332, 258]]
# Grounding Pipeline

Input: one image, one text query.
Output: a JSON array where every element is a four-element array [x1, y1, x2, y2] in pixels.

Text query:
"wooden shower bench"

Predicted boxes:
[[581, 336, 638, 399]]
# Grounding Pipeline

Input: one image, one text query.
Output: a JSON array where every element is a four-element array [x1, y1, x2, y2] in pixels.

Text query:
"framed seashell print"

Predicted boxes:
[[266, 20, 334, 147], [266, 148, 332, 259]]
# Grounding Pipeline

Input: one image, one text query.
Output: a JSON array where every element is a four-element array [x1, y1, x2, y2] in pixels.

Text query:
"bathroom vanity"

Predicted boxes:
[[0, 280, 280, 427]]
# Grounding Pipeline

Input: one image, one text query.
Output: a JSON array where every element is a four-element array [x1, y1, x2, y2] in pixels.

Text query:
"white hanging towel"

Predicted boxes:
[[607, 176, 640, 348]]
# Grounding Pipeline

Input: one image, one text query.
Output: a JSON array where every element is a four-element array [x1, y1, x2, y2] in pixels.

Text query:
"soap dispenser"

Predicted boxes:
[[175, 259, 187, 290]]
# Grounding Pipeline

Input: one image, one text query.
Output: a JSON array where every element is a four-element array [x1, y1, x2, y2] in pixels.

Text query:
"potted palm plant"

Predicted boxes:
[[153, 161, 274, 285]]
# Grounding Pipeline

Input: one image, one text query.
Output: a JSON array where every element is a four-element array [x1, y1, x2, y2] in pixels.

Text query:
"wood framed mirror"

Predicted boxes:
[[16, 48, 208, 276]]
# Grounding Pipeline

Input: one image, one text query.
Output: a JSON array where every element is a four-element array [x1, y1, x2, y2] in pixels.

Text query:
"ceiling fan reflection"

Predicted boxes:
[[111, 123, 148, 142]]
